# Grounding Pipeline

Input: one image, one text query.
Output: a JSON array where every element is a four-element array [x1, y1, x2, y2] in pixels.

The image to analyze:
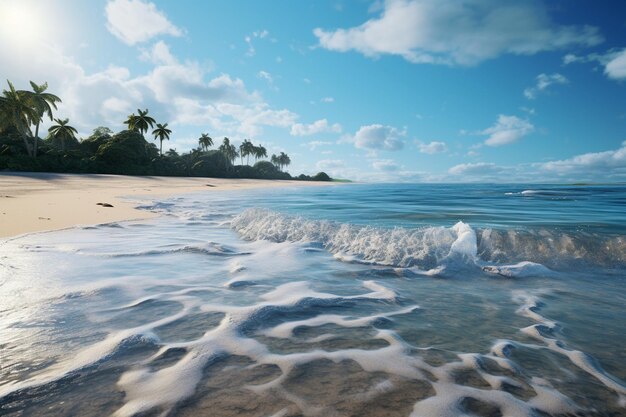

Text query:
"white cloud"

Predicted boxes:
[[101, 97, 133, 120], [139, 41, 177, 65], [446, 142, 626, 182], [245, 29, 270, 57], [540, 141, 626, 175], [217, 103, 298, 137], [106, 0, 182, 45], [314, 0, 602, 66], [448, 162, 503, 176], [349, 124, 405, 150], [417, 140, 447, 154], [605, 49, 626, 80], [524, 73, 568, 99], [0, 25, 303, 141], [316, 159, 345, 170], [563, 48, 626, 81], [290, 119, 342, 136], [372, 159, 399, 171], [481, 115, 534, 146], [305, 141, 334, 150], [321, 97, 335, 103], [258, 70, 274, 84]]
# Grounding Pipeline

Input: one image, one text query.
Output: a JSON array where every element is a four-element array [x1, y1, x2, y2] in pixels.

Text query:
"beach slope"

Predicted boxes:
[[0, 172, 331, 238]]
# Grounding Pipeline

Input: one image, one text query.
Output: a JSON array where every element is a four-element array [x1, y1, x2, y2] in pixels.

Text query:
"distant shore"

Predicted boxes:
[[0, 172, 335, 238]]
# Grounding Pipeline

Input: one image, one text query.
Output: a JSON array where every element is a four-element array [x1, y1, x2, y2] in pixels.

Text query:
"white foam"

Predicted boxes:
[[449, 221, 477, 259], [512, 290, 626, 400], [231, 209, 483, 270], [482, 261, 554, 278]]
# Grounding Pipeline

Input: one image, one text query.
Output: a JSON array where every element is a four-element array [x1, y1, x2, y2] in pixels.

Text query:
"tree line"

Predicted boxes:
[[0, 80, 331, 182]]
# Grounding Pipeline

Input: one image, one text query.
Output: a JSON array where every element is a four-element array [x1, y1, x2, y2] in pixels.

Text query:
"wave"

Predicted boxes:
[[102, 242, 249, 258], [231, 209, 625, 270]]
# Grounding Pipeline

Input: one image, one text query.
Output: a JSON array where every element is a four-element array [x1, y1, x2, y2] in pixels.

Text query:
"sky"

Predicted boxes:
[[1, 0, 625, 182]]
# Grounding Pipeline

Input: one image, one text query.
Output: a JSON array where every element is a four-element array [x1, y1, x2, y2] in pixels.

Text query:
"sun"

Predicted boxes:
[[0, 1, 50, 47]]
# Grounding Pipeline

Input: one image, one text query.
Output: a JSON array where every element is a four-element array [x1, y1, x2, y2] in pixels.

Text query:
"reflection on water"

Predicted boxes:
[[1, 184, 625, 416]]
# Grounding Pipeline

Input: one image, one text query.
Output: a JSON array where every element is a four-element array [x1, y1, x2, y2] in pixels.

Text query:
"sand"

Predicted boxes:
[[0, 172, 335, 238]]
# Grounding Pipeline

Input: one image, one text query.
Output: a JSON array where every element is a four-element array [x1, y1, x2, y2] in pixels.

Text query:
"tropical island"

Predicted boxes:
[[0, 80, 332, 182]]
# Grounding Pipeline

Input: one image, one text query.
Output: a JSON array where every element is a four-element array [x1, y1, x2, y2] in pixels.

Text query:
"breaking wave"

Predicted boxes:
[[231, 209, 626, 270]]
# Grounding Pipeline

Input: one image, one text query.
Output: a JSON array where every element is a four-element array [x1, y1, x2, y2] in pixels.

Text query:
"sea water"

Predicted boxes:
[[0, 183, 625, 417]]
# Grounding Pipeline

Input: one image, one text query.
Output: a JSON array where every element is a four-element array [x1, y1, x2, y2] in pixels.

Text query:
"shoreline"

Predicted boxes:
[[0, 172, 336, 239]]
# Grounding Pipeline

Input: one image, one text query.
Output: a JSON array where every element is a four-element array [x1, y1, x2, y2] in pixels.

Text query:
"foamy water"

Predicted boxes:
[[1, 184, 625, 416]]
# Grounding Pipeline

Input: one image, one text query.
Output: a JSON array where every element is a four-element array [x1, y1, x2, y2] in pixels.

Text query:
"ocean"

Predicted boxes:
[[1, 183, 625, 417]]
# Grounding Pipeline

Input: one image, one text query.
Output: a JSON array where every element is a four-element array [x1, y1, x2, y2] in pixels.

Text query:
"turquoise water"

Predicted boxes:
[[0, 184, 625, 416]]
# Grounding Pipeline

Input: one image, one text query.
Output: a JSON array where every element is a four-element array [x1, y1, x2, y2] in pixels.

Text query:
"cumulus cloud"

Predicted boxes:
[[316, 159, 345, 170], [0, 22, 302, 141], [563, 48, 626, 81], [481, 115, 534, 146], [523, 73, 568, 99], [446, 141, 626, 182], [604, 49, 626, 80], [314, 0, 603, 66], [106, 0, 182, 45], [539, 141, 626, 175], [372, 159, 400, 171], [290, 119, 342, 136], [448, 162, 504, 178], [417, 140, 447, 154], [139, 41, 177, 65], [348, 124, 405, 150], [320, 97, 335, 103]]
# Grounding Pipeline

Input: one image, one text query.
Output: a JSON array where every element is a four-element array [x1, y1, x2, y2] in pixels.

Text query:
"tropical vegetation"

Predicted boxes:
[[0, 80, 332, 181]]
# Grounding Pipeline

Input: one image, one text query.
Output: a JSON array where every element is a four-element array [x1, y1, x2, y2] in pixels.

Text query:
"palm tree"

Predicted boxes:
[[124, 113, 138, 131], [245, 140, 256, 165], [270, 153, 280, 169], [152, 123, 172, 156], [219, 137, 238, 165], [239, 139, 254, 165], [270, 152, 290, 171], [253, 145, 267, 163], [280, 152, 291, 171], [124, 109, 155, 136], [48, 118, 78, 152], [19, 81, 61, 157], [1, 80, 38, 156], [133, 109, 156, 136], [198, 133, 213, 151]]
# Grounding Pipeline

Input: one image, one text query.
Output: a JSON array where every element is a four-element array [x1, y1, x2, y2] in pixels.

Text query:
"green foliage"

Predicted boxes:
[[45, 133, 80, 151], [190, 150, 232, 177], [312, 172, 331, 181], [81, 128, 112, 154], [94, 130, 159, 173], [0, 80, 337, 181], [252, 160, 291, 179]]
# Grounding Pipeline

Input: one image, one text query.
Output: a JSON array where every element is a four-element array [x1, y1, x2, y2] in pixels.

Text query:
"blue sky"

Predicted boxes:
[[1, 0, 625, 182]]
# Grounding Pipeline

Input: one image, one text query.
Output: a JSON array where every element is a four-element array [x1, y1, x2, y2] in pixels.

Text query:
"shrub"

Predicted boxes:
[[312, 172, 331, 181]]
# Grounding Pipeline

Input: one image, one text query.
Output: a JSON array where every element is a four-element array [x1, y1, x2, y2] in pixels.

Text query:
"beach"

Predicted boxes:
[[0, 172, 332, 238]]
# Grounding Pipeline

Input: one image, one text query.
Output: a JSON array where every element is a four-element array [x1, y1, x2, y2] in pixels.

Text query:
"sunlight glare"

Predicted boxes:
[[0, 1, 50, 46]]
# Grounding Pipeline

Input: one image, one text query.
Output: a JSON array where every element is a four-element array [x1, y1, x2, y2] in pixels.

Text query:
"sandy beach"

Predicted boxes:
[[0, 172, 332, 238]]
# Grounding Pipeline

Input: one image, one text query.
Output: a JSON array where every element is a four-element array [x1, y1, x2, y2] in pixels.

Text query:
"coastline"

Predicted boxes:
[[0, 172, 335, 238]]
